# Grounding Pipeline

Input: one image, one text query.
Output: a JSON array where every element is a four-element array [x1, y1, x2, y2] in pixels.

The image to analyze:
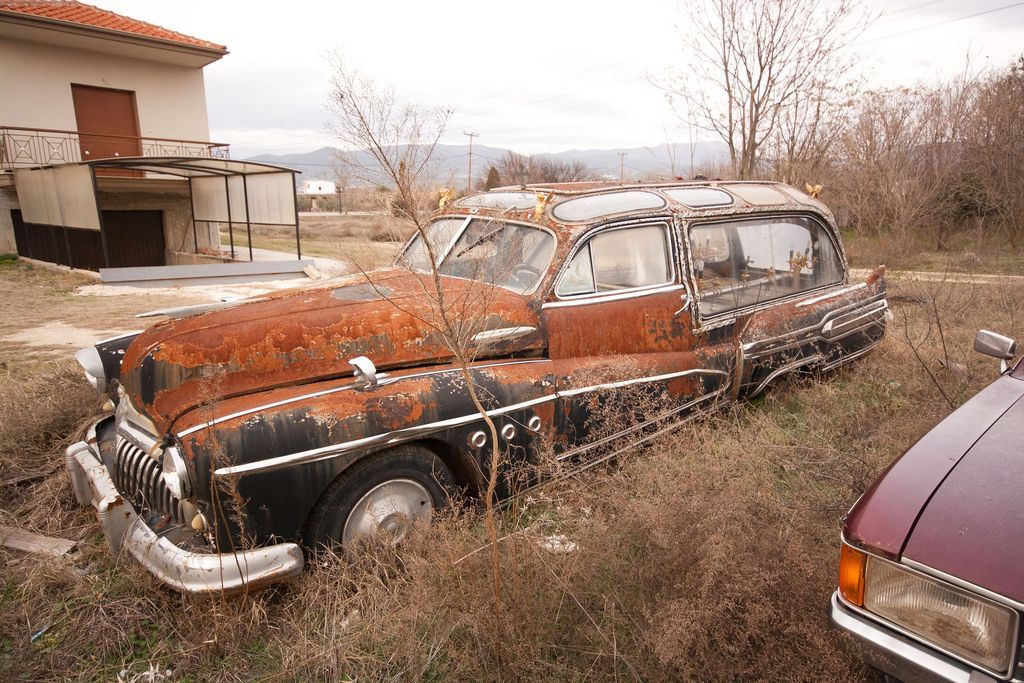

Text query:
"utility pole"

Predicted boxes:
[[464, 131, 479, 194], [618, 151, 627, 182]]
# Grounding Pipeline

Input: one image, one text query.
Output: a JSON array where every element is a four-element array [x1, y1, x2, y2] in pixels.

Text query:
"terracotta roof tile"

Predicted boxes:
[[0, 0, 226, 52]]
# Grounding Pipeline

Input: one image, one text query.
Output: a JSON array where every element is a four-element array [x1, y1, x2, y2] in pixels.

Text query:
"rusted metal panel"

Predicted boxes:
[[121, 269, 546, 432], [175, 359, 557, 541]]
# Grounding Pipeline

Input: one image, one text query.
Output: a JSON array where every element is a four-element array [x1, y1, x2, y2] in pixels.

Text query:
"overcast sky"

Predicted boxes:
[[95, 0, 1024, 158]]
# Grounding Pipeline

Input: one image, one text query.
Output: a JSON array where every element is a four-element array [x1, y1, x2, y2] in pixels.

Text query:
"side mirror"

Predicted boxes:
[[974, 330, 1017, 373]]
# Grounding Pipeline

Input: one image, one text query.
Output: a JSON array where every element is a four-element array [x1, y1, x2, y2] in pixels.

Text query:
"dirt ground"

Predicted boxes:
[[0, 260, 327, 364], [0, 253, 1022, 681]]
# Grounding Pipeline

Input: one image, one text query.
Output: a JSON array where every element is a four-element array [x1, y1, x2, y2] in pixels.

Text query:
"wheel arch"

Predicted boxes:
[[416, 437, 483, 497], [301, 439, 464, 548]]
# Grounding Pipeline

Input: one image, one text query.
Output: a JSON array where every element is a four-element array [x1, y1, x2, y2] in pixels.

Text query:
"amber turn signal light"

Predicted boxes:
[[839, 544, 867, 607]]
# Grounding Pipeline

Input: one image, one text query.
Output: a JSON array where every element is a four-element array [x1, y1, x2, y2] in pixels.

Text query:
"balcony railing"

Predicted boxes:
[[0, 125, 230, 170]]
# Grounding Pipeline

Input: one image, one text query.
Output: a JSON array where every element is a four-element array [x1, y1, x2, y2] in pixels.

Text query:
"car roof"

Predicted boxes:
[[447, 180, 833, 233]]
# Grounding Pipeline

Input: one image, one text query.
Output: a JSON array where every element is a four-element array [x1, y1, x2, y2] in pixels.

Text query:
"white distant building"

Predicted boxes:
[[301, 180, 336, 195]]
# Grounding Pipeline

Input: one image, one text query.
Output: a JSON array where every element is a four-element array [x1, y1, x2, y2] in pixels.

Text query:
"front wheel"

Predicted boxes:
[[304, 445, 456, 549]]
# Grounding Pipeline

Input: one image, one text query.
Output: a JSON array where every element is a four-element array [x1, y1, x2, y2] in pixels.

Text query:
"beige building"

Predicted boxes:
[[0, 1, 243, 268]]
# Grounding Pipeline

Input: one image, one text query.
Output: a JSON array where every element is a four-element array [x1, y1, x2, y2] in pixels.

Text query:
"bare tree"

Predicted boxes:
[[961, 57, 1024, 249], [660, 0, 870, 179], [829, 69, 980, 251], [327, 58, 521, 628]]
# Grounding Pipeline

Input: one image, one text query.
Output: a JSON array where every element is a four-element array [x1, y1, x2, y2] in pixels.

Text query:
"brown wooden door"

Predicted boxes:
[[71, 84, 142, 171]]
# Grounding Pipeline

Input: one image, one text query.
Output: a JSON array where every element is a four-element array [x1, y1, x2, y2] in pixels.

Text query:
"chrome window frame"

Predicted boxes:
[[661, 187, 735, 208], [397, 215, 558, 296], [683, 212, 847, 324], [550, 218, 678, 302], [455, 191, 537, 210], [550, 190, 667, 223]]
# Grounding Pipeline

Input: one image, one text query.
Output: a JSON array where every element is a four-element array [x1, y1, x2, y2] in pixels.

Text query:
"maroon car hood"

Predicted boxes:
[[901, 392, 1024, 602], [845, 375, 1024, 567], [121, 269, 542, 432]]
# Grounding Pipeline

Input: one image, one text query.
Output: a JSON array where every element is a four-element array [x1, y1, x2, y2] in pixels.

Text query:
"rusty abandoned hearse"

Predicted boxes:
[[66, 181, 888, 593]]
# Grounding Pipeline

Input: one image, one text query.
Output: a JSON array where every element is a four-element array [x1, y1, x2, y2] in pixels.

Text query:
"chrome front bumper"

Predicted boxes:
[[830, 592, 1009, 683], [65, 420, 304, 594]]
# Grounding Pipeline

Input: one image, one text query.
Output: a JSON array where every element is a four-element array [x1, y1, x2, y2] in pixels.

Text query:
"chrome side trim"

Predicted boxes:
[[822, 300, 889, 338], [556, 387, 727, 462], [213, 394, 558, 477], [176, 359, 550, 437], [795, 282, 867, 308], [693, 316, 738, 335], [213, 367, 729, 477], [472, 326, 537, 343], [739, 325, 884, 397], [740, 292, 887, 356], [819, 337, 884, 371], [747, 354, 824, 398], [830, 592, 976, 683], [696, 279, 850, 325], [743, 316, 886, 362], [542, 283, 686, 309], [557, 368, 727, 398]]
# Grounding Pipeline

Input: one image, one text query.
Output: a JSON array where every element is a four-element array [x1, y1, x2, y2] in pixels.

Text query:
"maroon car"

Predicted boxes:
[[832, 330, 1022, 682]]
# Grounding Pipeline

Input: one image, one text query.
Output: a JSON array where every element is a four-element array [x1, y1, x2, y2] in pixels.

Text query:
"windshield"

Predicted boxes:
[[399, 218, 555, 294]]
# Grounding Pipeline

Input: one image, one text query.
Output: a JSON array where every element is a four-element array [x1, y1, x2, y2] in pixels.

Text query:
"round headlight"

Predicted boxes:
[[161, 446, 191, 500]]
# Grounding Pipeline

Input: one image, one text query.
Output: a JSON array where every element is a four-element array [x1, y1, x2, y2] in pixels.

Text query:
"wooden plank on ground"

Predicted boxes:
[[0, 525, 76, 558]]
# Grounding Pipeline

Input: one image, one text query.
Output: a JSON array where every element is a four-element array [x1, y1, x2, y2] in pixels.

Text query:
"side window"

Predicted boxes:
[[690, 216, 843, 316], [556, 224, 672, 296]]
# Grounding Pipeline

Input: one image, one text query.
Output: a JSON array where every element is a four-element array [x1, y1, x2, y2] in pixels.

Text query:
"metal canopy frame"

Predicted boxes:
[[84, 156, 303, 264], [13, 157, 301, 268]]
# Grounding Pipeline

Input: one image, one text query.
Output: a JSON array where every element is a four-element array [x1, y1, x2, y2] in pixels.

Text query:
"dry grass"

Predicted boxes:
[[843, 230, 1024, 275], [0, 259, 1021, 681]]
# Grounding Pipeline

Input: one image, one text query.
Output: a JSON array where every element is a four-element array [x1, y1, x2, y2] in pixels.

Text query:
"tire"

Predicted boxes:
[[304, 444, 456, 549]]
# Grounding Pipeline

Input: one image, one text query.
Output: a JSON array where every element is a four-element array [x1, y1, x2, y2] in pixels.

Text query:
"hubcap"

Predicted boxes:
[[342, 479, 433, 545]]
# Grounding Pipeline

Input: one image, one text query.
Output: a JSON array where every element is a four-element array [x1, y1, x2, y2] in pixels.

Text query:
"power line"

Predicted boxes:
[[883, 0, 952, 18], [859, 0, 1024, 44]]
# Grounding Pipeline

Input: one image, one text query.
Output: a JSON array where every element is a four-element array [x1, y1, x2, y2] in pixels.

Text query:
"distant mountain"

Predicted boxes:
[[248, 141, 730, 186]]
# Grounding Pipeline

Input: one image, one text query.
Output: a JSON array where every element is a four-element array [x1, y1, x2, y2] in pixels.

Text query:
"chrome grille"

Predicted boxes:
[[114, 433, 187, 524]]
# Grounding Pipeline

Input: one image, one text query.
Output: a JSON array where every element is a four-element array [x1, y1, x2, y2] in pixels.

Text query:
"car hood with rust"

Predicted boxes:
[[845, 371, 1024, 603], [120, 269, 544, 432]]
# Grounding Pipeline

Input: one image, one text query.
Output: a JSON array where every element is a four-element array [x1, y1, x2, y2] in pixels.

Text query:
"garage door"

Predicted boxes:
[[102, 210, 166, 268], [11, 209, 165, 270]]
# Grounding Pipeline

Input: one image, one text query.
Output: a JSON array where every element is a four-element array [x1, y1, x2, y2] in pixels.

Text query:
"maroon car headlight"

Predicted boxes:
[[863, 556, 1018, 675]]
